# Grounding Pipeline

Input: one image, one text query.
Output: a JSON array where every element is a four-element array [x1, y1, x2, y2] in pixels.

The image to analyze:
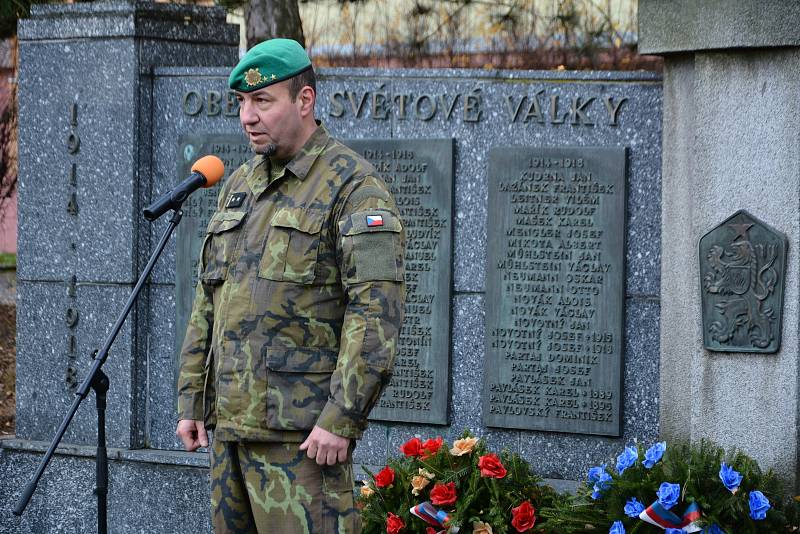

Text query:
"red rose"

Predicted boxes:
[[511, 500, 536, 532], [478, 453, 507, 478], [429, 481, 457, 506], [421, 437, 443, 459], [386, 512, 405, 534], [400, 437, 423, 457], [375, 466, 395, 488], [426, 528, 437, 534]]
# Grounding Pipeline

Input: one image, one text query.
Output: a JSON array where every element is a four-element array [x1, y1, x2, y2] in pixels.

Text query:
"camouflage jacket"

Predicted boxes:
[[177, 124, 405, 442]]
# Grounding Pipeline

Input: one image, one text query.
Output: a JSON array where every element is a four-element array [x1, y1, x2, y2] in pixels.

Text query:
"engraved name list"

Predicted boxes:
[[483, 147, 626, 436]]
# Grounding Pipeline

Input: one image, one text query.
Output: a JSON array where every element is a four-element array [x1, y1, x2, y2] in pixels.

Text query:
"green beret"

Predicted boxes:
[[228, 38, 312, 92]]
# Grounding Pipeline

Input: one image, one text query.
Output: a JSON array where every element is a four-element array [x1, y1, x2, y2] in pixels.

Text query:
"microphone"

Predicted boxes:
[[144, 155, 225, 221]]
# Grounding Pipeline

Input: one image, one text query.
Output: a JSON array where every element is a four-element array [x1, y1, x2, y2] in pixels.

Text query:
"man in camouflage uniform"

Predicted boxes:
[[175, 39, 405, 533]]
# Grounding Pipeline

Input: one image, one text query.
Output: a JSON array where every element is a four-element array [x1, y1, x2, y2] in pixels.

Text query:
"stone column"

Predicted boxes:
[[640, 0, 800, 489], [1, 3, 237, 532]]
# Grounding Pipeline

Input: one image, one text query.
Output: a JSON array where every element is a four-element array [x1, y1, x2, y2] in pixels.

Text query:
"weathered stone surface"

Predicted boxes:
[[0, 441, 210, 534], [639, 0, 800, 54], [15, 282, 136, 448], [7, 3, 235, 529]]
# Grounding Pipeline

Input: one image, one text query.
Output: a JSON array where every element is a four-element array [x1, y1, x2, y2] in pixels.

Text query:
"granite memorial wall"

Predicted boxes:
[[0, 2, 663, 531], [149, 67, 662, 473]]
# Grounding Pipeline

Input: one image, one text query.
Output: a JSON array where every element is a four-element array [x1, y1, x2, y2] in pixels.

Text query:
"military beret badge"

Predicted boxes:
[[244, 68, 265, 87]]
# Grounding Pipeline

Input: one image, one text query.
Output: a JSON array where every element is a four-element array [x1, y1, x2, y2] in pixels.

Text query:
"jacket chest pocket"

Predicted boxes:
[[200, 210, 246, 284], [258, 207, 325, 284], [265, 347, 337, 430]]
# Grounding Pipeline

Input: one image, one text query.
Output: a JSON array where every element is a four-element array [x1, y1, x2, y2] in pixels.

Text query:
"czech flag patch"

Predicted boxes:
[[366, 215, 384, 227]]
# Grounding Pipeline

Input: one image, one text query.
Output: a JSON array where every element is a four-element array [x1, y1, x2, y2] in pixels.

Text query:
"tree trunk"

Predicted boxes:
[[0, 37, 18, 222], [245, 0, 305, 49]]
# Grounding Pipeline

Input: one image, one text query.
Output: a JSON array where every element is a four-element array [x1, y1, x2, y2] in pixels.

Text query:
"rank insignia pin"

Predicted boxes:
[[226, 192, 246, 208], [366, 215, 384, 227]]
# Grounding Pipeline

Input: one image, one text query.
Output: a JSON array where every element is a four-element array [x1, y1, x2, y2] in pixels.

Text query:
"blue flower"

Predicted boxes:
[[665, 530, 683, 534], [749, 490, 770, 520], [587, 463, 607, 485], [718, 462, 742, 493], [609, 520, 625, 534], [591, 472, 613, 500], [596, 472, 613, 491], [643, 441, 666, 469], [656, 482, 681, 510], [623, 497, 645, 518], [704, 525, 725, 534], [616, 446, 638, 475]]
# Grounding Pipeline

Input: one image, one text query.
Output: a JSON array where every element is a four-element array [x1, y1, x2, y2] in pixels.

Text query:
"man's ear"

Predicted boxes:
[[298, 85, 316, 118]]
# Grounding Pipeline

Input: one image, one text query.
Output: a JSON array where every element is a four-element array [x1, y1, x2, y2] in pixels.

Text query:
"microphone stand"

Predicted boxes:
[[13, 209, 184, 534]]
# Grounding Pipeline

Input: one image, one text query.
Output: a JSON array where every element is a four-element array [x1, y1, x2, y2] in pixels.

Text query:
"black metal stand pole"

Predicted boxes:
[[13, 210, 184, 531], [92, 368, 109, 534]]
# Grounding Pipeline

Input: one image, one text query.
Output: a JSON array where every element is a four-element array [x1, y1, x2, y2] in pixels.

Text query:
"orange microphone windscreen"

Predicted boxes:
[[191, 155, 225, 187]]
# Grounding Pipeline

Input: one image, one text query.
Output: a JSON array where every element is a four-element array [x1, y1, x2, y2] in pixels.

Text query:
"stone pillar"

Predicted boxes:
[[15, 0, 237, 449], [1, 3, 236, 532], [640, 0, 800, 489]]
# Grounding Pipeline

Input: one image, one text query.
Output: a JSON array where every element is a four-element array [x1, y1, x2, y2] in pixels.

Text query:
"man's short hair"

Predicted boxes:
[[288, 67, 316, 102]]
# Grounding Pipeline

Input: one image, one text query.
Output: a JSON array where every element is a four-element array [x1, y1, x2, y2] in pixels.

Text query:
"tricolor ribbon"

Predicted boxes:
[[639, 501, 702, 532], [410, 501, 450, 528]]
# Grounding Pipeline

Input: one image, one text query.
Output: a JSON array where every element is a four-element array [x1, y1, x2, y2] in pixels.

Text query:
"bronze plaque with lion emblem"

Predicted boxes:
[[700, 210, 787, 353]]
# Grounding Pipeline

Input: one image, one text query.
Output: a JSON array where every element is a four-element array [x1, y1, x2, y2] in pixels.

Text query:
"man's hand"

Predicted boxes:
[[176, 419, 208, 452], [299, 425, 350, 465]]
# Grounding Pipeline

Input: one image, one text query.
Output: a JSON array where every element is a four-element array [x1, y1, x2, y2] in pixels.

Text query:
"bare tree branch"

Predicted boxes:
[[0, 37, 18, 225]]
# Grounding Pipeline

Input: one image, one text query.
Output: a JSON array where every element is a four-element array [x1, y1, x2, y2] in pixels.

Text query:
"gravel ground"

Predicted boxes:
[[0, 270, 15, 437]]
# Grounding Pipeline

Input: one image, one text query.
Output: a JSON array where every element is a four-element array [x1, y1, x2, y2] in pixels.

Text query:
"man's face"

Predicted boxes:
[[235, 81, 304, 159]]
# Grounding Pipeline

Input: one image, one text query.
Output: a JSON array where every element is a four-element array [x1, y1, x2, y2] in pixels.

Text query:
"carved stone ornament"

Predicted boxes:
[[699, 210, 787, 353]]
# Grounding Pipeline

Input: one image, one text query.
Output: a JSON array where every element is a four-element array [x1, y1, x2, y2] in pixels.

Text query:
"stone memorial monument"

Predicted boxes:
[[640, 0, 800, 491], [150, 66, 662, 478], [1, 1, 664, 531]]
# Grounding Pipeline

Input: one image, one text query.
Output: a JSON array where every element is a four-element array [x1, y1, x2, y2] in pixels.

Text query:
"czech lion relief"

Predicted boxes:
[[700, 211, 786, 353]]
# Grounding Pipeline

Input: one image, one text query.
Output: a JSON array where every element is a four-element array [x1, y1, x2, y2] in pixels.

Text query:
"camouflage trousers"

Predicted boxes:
[[210, 440, 360, 534]]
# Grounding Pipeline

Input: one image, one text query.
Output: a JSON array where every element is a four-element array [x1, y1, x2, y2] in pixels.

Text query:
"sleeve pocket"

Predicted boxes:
[[338, 210, 404, 283]]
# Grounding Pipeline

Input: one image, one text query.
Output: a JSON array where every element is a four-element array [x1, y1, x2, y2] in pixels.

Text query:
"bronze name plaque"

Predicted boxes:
[[174, 136, 453, 425], [347, 139, 454, 425], [700, 210, 787, 353], [483, 146, 626, 436]]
